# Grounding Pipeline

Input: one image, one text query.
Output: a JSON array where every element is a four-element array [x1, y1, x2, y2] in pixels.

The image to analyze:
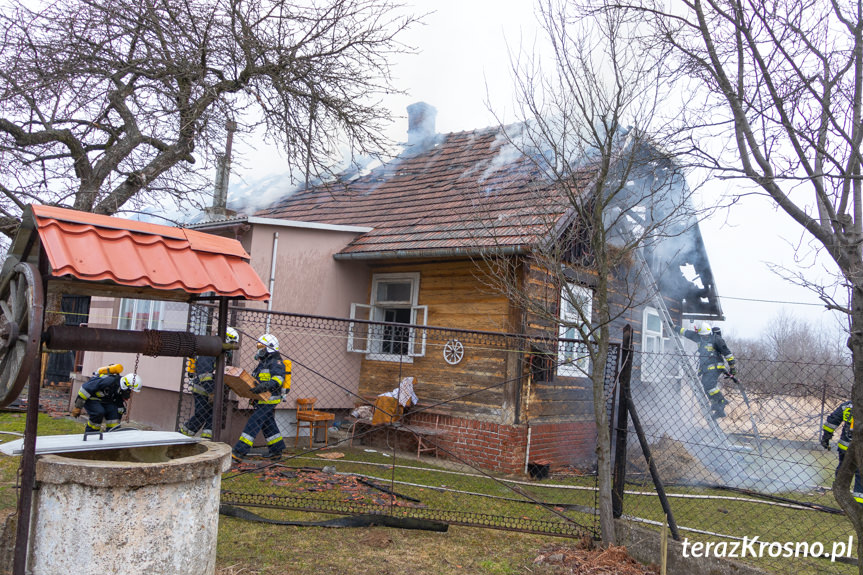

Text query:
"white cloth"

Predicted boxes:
[[379, 376, 418, 407]]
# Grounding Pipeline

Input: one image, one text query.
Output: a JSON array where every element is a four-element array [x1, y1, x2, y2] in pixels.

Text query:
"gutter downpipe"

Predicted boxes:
[[266, 232, 279, 333]]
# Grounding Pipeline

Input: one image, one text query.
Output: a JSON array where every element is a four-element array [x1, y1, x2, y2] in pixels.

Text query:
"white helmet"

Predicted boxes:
[[696, 322, 712, 336], [120, 373, 143, 392], [225, 327, 239, 343], [257, 333, 279, 352]]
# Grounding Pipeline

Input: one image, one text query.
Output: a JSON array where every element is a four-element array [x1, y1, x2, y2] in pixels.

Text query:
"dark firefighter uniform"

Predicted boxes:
[[180, 352, 230, 439], [821, 401, 863, 504], [74, 373, 130, 433], [677, 325, 737, 418], [232, 349, 287, 460]]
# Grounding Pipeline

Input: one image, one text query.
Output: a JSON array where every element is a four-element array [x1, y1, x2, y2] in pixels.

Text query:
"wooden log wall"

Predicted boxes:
[[356, 258, 524, 424]]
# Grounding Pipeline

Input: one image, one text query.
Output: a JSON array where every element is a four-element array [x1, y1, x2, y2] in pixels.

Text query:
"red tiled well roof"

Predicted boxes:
[[25, 204, 269, 301]]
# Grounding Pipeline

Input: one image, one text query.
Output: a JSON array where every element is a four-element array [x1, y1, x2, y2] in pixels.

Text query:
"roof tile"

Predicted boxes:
[[32, 205, 269, 300], [256, 126, 588, 257]]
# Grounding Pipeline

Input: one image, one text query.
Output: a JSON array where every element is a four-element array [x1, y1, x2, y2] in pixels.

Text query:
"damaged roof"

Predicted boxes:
[[256, 127, 587, 259], [253, 120, 722, 319], [3, 204, 270, 301]]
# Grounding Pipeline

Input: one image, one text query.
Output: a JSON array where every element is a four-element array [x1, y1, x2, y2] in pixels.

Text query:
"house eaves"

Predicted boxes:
[[188, 216, 372, 234], [332, 244, 530, 261]]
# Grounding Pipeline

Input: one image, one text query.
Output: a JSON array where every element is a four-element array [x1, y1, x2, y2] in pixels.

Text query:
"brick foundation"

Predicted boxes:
[[403, 412, 597, 476]]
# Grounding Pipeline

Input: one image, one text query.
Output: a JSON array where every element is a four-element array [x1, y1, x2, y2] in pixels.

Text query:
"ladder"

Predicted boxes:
[[635, 247, 764, 458], [633, 248, 726, 436]]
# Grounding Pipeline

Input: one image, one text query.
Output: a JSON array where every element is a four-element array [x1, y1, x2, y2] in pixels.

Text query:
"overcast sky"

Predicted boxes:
[[228, 0, 847, 342]]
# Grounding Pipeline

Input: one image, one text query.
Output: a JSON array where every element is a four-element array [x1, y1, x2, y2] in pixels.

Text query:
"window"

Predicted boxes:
[[118, 298, 165, 331], [641, 307, 668, 383], [348, 273, 427, 361], [557, 283, 592, 377]]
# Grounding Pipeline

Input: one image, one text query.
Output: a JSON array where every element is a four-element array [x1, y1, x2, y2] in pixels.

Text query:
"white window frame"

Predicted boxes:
[[641, 306, 668, 383], [557, 283, 592, 377], [347, 273, 427, 362], [118, 298, 166, 331]]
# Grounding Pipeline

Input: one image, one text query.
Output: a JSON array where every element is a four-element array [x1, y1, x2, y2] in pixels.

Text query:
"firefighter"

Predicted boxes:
[[71, 369, 142, 433], [675, 322, 737, 418], [821, 400, 863, 504], [232, 333, 287, 462], [180, 327, 238, 439]]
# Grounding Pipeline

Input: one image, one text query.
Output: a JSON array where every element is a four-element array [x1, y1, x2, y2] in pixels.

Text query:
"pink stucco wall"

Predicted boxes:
[[78, 221, 372, 429], [242, 223, 370, 408], [243, 222, 370, 317]]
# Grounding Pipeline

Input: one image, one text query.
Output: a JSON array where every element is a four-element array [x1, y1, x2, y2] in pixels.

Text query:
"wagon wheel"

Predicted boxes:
[[0, 263, 44, 408], [443, 339, 464, 365]]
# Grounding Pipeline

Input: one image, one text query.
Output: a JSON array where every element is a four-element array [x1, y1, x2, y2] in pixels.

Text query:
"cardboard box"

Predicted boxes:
[[223, 366, 270, 401]]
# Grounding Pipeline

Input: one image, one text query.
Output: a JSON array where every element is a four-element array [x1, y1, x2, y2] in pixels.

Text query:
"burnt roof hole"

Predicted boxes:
[[407, 102, 437, 149]]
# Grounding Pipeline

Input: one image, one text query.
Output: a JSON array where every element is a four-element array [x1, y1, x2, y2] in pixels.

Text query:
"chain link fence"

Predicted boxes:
[[172, 306, 862, 573], [175, 305, 621, 539], [619, 345, 856, 574]]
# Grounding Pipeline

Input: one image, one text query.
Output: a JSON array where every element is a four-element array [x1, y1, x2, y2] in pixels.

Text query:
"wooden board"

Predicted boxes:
[[224, 366, 270, 401]]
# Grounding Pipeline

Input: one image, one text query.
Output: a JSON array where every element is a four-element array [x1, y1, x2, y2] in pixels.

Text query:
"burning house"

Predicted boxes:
[[179, 102, 725, 473]]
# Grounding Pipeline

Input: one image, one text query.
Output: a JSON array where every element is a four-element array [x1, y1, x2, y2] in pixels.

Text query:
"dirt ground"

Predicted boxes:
[[215, 538, 659, 575], [530, 540, 659, 574]]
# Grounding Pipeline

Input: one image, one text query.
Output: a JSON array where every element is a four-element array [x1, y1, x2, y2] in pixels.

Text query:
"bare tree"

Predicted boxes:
[[0, 0, 418, 237], [478, 0, 698, 544], [726, 310, 851, 397], [603, 0, 863, 562]]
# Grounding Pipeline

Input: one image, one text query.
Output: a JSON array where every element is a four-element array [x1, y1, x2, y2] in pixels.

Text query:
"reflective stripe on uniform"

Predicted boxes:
[[706, 386, 721, 396], [190, 384, 211, 396], [258, 397, 281, 405], [239, 433, 255, 447], [266, 433, 283, 446], [824, 424, 837, 433]]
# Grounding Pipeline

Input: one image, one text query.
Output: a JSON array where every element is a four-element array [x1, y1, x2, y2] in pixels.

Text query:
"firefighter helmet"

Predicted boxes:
[[225, 327, 239, 343], [257, 333, 279, 352], [696, 322, 712, 336], [120, 374, 142, 392]]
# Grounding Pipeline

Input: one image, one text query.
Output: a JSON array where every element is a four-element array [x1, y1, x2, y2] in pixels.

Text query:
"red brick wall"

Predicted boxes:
[[409, 412, 596, 475]]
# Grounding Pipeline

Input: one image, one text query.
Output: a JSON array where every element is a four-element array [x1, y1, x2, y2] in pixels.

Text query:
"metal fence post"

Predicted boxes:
[[612, 324, 633, 518]]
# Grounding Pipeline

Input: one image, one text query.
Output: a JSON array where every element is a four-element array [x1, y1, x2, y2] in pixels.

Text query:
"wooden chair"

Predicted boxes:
[[295, 397, 335, 448]]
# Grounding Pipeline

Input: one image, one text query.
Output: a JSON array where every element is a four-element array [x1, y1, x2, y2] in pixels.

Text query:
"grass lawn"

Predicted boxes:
[[1, 412, 859, 574]]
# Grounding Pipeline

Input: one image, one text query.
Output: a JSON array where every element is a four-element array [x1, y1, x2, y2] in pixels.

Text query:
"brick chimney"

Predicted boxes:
[[407, 102, 437, 147]]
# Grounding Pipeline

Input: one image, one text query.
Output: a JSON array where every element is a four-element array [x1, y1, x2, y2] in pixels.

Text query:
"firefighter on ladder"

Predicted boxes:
[[180, 327, 238, 439], [821, 400, 863, 504], [71, 364, 142, 432], [675, 322, 737, 419], [231, 333, 288, 462]]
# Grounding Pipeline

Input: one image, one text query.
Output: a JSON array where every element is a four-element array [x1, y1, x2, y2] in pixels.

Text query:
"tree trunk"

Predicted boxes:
[[842, 283, 863, 573]]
